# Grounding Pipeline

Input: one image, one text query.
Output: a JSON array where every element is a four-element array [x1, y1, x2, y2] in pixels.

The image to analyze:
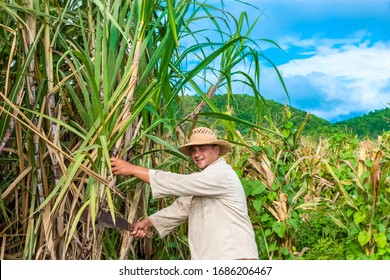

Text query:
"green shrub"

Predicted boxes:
[[296, 211, 347, 260]]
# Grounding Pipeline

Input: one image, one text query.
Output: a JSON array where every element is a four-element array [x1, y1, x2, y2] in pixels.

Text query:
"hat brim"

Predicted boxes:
[[178, 140, 231, 157]]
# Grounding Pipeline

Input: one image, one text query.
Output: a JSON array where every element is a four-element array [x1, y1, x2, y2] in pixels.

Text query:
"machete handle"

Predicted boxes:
[[129, 225, 154, 239], [143, 230, 154, 239]]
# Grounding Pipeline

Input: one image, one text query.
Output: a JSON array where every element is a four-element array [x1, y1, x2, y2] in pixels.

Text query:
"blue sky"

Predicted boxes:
[[185, 0, 390, 123]]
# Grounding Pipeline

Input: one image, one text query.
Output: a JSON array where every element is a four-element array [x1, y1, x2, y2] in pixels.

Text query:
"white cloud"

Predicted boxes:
[[272, 39, 390, 121], [276, 32, 371, 53]]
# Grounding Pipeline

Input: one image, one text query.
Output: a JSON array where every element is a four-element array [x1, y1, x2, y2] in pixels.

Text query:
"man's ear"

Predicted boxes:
[[214, 145, 220, 155]]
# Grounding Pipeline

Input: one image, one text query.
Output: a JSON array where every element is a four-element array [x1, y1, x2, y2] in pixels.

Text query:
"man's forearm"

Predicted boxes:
[[130, 164, 150, 183], [148, 196, 192, 238]]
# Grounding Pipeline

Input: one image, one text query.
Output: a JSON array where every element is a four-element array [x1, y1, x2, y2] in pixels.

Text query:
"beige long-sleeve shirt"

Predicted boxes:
[[148, 158, 258, 260]]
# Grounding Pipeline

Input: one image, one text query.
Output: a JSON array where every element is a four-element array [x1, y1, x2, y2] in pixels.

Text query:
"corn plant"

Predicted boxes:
[[234, 106, 312, 259], [322, 137, 390, 259]]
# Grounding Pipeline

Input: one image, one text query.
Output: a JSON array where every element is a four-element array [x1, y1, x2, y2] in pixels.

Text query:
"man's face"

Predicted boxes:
[[189, 145, 220, 170]]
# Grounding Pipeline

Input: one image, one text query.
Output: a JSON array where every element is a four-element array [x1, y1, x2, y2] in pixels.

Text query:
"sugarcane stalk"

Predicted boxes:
[[0, 25, 18, 153], [44, 3, 62, 185], [19, 1, 45, 207], [119, 185, 143, 259], [0, 24, 16, 98], [0, 88, 23, 153], [111, 37, 142, 157]]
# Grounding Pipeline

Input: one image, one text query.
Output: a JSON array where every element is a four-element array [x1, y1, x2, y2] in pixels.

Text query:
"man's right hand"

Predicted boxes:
[[110, 157, 150, 183]]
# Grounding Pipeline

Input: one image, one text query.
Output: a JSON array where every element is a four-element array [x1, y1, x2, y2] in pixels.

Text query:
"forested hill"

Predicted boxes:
[[178, 94, 390, 139], [333, 109, 390, 138]]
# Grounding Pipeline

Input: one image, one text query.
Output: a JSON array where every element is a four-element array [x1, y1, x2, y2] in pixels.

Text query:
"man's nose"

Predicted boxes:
[[193, 149, 201, 157]]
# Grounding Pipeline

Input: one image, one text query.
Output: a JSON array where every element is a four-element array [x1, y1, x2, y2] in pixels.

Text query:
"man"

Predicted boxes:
[[110, 127, 258, 259]]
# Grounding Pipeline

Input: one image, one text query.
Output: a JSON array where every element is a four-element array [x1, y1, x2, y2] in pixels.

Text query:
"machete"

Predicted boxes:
[[96, 211, 153, 239]]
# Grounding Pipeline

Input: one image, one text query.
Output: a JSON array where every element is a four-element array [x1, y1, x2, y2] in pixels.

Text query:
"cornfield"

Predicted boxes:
[[1, 0, 389, 260]]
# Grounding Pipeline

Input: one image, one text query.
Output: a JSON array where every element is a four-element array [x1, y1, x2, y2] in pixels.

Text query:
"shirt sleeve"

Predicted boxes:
[[148, 196, 192, 238], [148, 159, 231, 199]]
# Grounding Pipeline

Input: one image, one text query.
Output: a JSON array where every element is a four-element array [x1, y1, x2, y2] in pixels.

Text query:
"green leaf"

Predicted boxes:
[[251, 183, 266, 196], [65, 200, 90, 251], [282, 247, 289, 256], [378, 248, 387, 255], [264, 229, 272, 237], [282, 129, 290, 137], [272, 221, 286, 238], [353, 211, 366, 226], [261, 214, 271, 222], [374, 233, 387, 248], [287, 218, 298, 230], [378, 223, 386, 233], [268, 243, 278, 252], [358, 230, 371, 246], [166, 0, 178, 47], [284, 121, 293, 129], [253, 199, 262, 213], [271, 182, 279, 191]]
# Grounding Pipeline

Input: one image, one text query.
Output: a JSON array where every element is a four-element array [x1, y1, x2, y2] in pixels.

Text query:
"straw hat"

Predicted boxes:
[[178, 127, 232, 156]]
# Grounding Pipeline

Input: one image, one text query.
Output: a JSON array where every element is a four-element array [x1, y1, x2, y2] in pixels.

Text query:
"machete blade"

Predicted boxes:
[[97, 211, 132, 230]]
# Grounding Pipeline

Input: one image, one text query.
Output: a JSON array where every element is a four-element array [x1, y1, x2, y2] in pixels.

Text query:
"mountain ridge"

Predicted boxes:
[[178, 94, 390, 139]]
